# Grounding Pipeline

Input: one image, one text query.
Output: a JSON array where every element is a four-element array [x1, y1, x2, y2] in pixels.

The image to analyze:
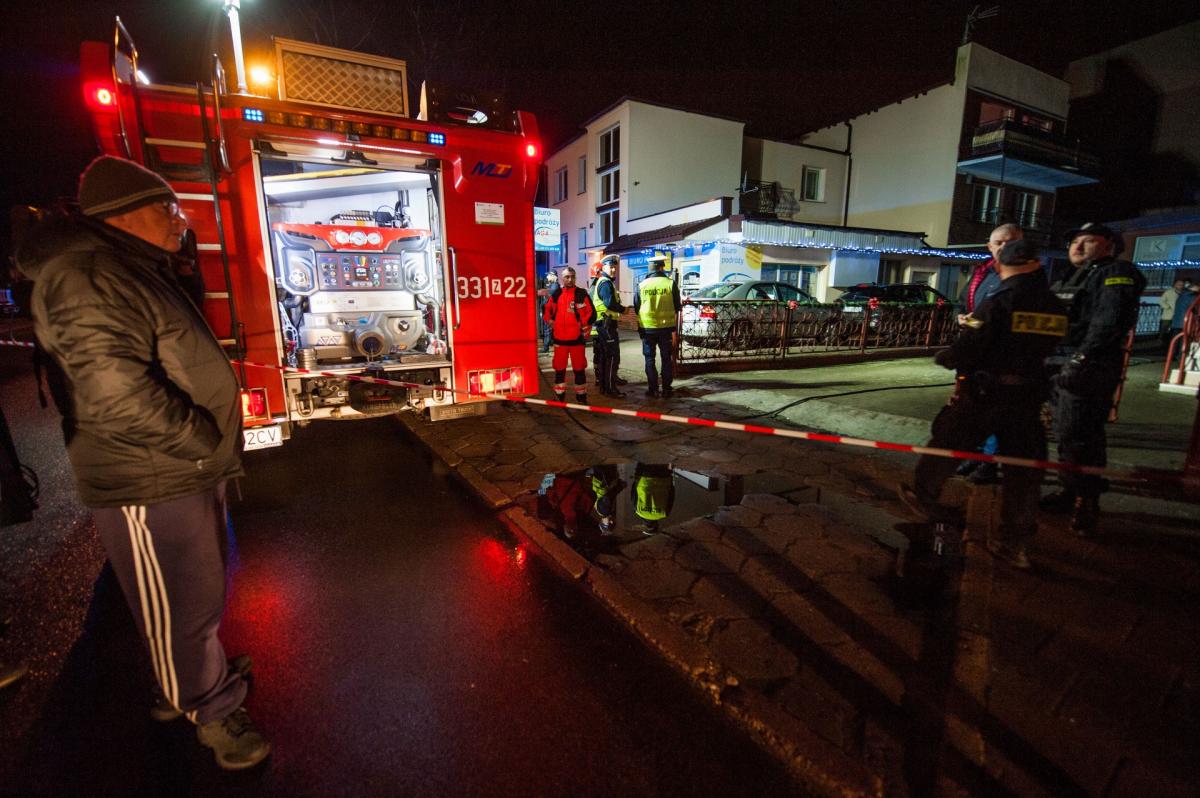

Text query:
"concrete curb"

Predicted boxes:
[[397, 412, 884, 797]]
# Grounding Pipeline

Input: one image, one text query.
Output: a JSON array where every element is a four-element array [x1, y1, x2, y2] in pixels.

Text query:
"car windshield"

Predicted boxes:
[[691, 283, 742, 299]]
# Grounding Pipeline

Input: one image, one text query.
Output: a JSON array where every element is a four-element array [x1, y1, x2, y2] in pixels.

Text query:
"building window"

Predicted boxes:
[[577, 156, 587, 194], [599, 126, 620, 169], [762, 265, 818, 294], [801, 166, 825, 202], [972, 184, 1001, 224], [1015, 192, 1041, 229], [577, 227, 587, 263], [599, 169, 620, 205], [559, 233, 568, 265], [598, 208, 618, 245], [553, 167, 568, 204], [878, 259, 903, 285], [978, 101, 1015, 125]]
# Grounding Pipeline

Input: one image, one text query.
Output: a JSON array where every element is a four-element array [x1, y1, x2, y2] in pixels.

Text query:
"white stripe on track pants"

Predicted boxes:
[[92, 481, 247, 725]]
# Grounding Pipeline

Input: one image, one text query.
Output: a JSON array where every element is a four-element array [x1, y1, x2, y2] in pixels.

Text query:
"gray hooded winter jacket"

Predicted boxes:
[[17, 212, 243, 508]]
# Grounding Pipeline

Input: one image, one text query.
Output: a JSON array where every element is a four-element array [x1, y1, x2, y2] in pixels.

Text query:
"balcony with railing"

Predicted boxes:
[[950, 203, 1083, 248], [957, 119, 1101, 192], [738, 180, 799, 220]]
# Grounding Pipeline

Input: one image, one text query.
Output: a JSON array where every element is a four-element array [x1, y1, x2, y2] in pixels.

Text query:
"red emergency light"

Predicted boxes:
[[523, 141, 539, 159]]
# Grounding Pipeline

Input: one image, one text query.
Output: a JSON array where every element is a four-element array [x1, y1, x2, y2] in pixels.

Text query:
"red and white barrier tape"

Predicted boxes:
[[234, 359, 1174, 482], [0, 339, 1170, 480]]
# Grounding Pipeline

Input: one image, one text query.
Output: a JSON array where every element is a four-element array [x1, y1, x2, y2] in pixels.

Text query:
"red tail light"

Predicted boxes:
[[84, 81, 118, 112], [240, 388, 269, 421], [523, 141, 540, 159], [699, 304, 717, 320]]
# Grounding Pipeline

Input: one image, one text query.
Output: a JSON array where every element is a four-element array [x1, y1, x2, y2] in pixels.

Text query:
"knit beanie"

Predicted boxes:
[[78, 155, 177, 218]]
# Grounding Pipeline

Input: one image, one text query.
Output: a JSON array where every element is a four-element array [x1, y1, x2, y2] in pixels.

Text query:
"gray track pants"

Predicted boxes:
[[92, 482, 247, 725]]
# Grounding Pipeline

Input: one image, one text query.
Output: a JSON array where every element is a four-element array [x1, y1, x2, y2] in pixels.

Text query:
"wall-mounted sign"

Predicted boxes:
[[533, 207, 560, 250]]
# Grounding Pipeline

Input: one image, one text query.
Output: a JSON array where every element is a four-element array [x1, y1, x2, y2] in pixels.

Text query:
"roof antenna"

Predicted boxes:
[[962, 5, 999, 45]]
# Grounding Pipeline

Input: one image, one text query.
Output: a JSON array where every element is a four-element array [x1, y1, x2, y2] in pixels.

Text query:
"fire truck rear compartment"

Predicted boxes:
[[261, 158, 451, 417]]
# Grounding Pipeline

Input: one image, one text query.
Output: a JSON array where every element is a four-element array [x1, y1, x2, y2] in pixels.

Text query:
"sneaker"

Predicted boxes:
[[986, 539, 1031, 570], [152, 655, 253, 722], [196, 706, 271, 771], [1039, 490, 1075, 514], [966, 462, 998, 485]]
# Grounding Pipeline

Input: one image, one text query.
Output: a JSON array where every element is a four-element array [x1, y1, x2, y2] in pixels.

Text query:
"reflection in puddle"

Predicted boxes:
[[524, 463, 809, 559]]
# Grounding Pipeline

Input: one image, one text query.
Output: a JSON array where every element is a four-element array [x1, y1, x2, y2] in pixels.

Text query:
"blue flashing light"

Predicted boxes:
[[428, 131, 446, 146], [243, 108, 264, 123]]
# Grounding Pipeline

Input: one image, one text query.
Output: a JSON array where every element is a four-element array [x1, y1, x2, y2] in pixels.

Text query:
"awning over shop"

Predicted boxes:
[[738, 219, 988, 260], [604, 216, 727, 253], [957, 155, 1100, 192]]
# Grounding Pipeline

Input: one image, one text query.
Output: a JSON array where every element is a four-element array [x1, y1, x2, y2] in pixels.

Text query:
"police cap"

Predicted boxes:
[[1066, 222, 1124, 254], [998, 239, 1039, 265], [600, 255, 620, 267], [646, 253, 670, 266]]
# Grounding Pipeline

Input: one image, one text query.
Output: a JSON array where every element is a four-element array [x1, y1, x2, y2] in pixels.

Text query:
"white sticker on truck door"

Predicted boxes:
[[474, 202, 505, 225]]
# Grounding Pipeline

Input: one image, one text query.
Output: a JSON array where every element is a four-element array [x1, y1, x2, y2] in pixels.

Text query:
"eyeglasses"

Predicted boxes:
[[158, 201, 185, 221]]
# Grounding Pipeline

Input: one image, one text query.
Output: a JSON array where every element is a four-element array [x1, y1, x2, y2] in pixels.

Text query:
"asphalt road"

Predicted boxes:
[[0, 350, 799, 797]]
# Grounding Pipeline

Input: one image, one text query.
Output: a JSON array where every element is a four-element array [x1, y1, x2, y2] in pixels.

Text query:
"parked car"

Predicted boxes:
[[680, 281, 819, 349], [834, 283, 951, 312]]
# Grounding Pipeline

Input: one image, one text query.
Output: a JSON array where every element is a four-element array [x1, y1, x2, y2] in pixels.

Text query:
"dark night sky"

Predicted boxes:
[[2, 0, 1197, 252]]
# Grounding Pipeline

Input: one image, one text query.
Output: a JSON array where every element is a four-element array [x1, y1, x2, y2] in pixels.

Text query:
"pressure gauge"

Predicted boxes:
[[366, 231, 383, 246], [334, 230, 351, 245], [350, 230, 367, 246]]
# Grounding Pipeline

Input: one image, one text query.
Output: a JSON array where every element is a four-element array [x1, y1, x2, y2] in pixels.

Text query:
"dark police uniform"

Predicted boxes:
[[590, 265, 625, 396], [1048, 250, 1145, 506], [912, 268, 1067, 542]]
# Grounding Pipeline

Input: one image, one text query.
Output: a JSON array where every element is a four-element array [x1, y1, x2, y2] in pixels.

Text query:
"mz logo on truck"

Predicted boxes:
[[471, 162, 512, 178]]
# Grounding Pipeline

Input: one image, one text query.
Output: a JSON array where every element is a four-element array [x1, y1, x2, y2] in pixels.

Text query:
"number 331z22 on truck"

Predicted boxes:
[[80, 18, 541, 451]]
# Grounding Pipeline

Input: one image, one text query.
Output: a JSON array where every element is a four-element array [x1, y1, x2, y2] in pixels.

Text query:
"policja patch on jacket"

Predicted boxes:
[[1011, 312, 1067, 336]]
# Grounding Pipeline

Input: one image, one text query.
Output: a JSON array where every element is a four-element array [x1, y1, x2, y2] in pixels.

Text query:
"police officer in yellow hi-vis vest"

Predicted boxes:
[[591, 255, 626, 397], [632, 463, 674, 535], [632, 253, 682, 398]]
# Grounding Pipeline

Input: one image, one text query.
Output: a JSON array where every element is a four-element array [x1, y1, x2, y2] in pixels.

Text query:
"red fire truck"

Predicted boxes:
[[79, 19, 540, 450]]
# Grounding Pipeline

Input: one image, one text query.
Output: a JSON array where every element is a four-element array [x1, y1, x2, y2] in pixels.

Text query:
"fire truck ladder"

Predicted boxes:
[[112, 18, 246, 381]]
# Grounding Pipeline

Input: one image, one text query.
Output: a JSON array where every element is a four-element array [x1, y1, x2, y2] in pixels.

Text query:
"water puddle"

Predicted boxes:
[[520, 463, 812, 559]]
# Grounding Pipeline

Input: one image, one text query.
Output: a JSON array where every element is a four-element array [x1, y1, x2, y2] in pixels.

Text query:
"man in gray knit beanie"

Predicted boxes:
[[16, 155, 270, 770]]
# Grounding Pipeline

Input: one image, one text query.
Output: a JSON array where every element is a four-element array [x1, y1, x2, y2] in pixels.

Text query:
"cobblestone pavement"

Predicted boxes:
[[400, 356, 1200, 797]]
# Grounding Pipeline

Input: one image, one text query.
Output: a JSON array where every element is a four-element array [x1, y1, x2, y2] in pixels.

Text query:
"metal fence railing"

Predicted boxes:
[[676, 300, 958, 367]]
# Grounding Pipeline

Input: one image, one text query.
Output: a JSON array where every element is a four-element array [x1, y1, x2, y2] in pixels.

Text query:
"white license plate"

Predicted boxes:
[[243, 424, 283, 451]]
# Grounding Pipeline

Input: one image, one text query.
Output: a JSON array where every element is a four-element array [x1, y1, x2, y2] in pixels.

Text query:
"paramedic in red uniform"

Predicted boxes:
[[542, 266, 596, 403]]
